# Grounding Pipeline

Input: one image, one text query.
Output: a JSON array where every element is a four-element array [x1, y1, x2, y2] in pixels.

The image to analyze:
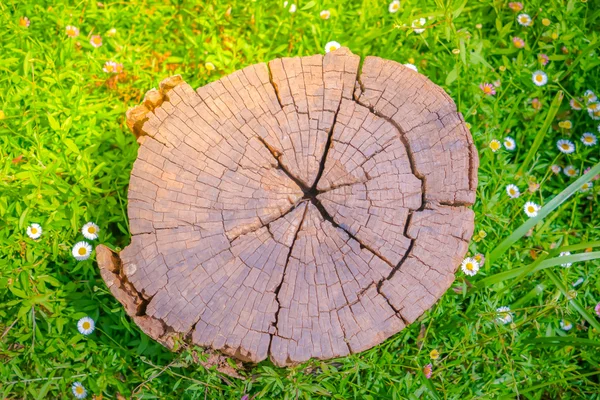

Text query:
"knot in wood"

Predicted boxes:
[[98, 48, 478, 367]]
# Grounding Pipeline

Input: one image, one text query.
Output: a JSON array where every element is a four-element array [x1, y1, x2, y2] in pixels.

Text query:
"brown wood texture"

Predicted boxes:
[[97, 48, 478, 367]]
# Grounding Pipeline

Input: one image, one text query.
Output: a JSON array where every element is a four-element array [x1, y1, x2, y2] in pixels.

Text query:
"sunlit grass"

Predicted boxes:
[[1, 0, 599, 398]]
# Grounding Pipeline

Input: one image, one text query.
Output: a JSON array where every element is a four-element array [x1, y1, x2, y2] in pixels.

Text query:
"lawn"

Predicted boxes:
[[1, 0, 600, 398]]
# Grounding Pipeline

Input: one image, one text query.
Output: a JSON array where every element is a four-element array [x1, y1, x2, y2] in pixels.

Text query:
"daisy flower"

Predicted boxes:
[[532, 98, 542, 110], [65, 25, 80, 38], [583, 90, 597, 103], [508, 2, 523, 12], [72, 382, 87, 399], [524, 201, 540, 218], [563, 165, 578, 177], [506, 184, 520, 198], [542, 18, 551, 26], [430, 349, 440, 360], [423, 363, 433, 379], [103, 61, 118, 73], [324, 41, 341, 53], [595, 303, 600, 317], [538, 54, 549, 66], [19, 16, 30, 28], [289, 3, 297, 13], [532, 70, 547, 86], [480, 83, 496, 96], [551, 164, 561, 174], [412, 18, 426, 34], [560, 320, 573, 331], [581, 132, 597, 146], [489, 139, 501, 152], [26, 223, 42, 240], [461, 257, 480, 276], [570, 98, 583, 110], [82, 222, 99, 240], [404, 63, 418, 72], [512, 37, 525, 48], [474, 253, 485, 266], [556, 139, 575, 154], [517, 13, 532, 26], [72, 241, 93, 261], [588, 102, 600, 120], [580, 182, 593, 192], [504, 136, 516, 150], [496, 306, 513, 325], [90, 35, 102, 48], [77, 316, 95, 335], [319, 10, 331, 19], [388, 0, 401, 13], [559, 251, 572, 267]]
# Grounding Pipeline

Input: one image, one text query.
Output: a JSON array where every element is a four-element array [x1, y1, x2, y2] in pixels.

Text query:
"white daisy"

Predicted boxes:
[[412, 18, 426, 34], [556, 139, 575, 154], [551, 164, 561, 174], [71, 382, 87, 399], [496, 306, 513, 325], [388, 0, 401, 13], [319, 10, 331, 20], [581, 132, 597, 146], [560, 320, 573, 331], [504, 136, 516, 150], [517, 13, 532, 26], [506, 184, 520, 198], [82, 222, 99, 240], [72, 241, 93, 261], [581, 182, 593, 192], [583, 90, 597, 103], [524, 201, 540, 217], [404, 63, 418, 72], [588, 102, 600, 120], [532, 70, 548, 86], [324, 41, 341, 53], [559, 251, 572, 267], [461, 257, 480, 276], [289, 3, 296, 13], [26, 223, 42, 240], [563, 165, 578, 177], [489, 139, 502, 152], [77, 316, 95, 335]]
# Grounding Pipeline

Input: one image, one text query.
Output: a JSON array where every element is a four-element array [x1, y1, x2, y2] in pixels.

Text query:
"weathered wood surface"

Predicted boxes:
[[97, 48, 478, 367]]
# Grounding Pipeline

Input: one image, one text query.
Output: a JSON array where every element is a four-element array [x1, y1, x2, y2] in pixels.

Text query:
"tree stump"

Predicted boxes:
[[97, 48, 478, 367]]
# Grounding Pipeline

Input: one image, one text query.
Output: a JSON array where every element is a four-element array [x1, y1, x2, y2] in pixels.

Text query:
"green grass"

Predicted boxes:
[[1, 0, 600, 398]]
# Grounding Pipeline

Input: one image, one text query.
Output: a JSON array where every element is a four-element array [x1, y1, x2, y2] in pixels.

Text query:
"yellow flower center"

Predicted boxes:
[[542, 18, 551, 26], [535, 75, 543, 82], [88, 226, 96, 234], [585, 137, 593, 143], [465, 262, 474, 270], [527, 206, 535, 213], [509, 188, 515, 195], [391, 4, 399, 10], [520, 16, 527, 23], [31, 228, 37, 234], [82, 321, 91, 329], [75, 386, 84, 394], [561, 144, 570, 150], [490, 141, 500, 150], [78, 247, 87, 255]]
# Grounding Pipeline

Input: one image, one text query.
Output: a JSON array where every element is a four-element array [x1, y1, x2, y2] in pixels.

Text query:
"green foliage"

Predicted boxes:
[[1, 0, 599, 398]]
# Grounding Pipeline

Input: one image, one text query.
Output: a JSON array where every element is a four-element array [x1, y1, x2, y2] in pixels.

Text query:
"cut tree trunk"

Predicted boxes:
[[97, 48, 478, 367]]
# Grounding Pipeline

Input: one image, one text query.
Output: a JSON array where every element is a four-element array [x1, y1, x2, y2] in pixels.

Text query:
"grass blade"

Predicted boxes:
[[517, 90, 563, 177], [545, 269, 600, 331], [488, 162, 600, 265]]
